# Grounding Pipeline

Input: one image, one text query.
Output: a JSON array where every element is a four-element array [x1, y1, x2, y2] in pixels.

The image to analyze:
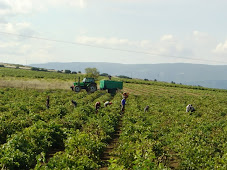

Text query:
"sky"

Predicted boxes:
[[0, 0, 227, 65]]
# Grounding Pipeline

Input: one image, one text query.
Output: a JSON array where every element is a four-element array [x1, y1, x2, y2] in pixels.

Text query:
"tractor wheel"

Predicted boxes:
[[74, 86, 81, 92], [88, 84, 97, 93]]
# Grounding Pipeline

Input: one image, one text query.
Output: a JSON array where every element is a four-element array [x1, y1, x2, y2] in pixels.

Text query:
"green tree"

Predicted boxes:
[[31, 67, 40, 71], [85, 67, 100, 79], [117, 75, 132, 79], [64, 70, 71, 74], [100, 73, 109, 77]]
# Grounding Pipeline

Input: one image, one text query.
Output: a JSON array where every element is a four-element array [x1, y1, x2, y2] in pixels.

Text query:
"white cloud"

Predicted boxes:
[[0, 21, 54, 65], [0, 22, 31, 33], [193, 30, 207, 37], [75, 32, 223, 64], [0, 28, 224, 65], [0, 22, 35, 45], [76, 35, 188, 55], [0, 0, 33, 15], [160, 34, 175, 42], [185, 31, 217, 60], [213, 40, 227, 55], [27, 48, 54, 64], [110, 0, 157, 2], [147, 34, 190, 60], [0, 41, 19, 48], [0, 0, 86, 16], [76, 35, 191, 62], [43, 0, 87, 9], [0, 41, 54, 64], [76, 36, 137, 46], [192, 30, 214, 43]]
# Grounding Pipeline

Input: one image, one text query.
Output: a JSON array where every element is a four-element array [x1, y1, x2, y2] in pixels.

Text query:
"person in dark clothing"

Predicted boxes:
[[95, 102, 101, 113], [71, 100, 77, 107], [70, 86, 74, 91], [46, 96, 50, 109], [144, 105, 149, 113]]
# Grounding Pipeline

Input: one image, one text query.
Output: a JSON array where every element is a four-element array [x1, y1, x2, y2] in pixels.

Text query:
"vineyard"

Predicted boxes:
[[0, 67, 227, 169]]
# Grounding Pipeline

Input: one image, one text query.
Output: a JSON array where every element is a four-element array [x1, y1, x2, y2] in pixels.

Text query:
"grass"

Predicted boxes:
[[0, 77, 72, 90]]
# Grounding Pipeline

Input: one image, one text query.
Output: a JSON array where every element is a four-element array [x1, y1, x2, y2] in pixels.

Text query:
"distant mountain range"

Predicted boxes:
[[30, 62, 227, 89]]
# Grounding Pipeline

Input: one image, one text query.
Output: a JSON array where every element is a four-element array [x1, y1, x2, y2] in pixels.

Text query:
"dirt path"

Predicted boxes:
[[100, 118, 122, 169], [45, 147, 65, 163]]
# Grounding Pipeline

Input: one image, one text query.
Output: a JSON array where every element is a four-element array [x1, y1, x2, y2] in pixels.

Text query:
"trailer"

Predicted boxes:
[[99, 80, 123, 95]]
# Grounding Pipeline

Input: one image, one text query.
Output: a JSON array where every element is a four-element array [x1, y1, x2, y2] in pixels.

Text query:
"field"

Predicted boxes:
[[0, 67, 227, 169]]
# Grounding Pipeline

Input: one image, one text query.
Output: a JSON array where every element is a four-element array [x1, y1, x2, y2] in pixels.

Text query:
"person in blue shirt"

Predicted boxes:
[[121, 98, 126, 112]]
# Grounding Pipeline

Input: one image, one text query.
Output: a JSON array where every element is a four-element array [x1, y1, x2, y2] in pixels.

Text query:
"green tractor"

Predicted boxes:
[[71, 77, 97, 93]]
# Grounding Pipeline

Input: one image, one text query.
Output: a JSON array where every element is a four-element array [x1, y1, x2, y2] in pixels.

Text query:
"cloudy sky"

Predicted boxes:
[[0, 0, 227, 65]]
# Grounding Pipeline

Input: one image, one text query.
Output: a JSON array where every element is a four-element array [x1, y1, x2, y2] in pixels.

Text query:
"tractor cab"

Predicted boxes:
[[82, 78, 95, 83]]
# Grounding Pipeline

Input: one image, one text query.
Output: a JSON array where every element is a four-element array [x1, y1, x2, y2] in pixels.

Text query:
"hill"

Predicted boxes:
[[30, 62, 227, 89]]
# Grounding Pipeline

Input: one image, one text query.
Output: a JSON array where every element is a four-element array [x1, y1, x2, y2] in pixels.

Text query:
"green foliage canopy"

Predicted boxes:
[[85, 67, 100, 79]]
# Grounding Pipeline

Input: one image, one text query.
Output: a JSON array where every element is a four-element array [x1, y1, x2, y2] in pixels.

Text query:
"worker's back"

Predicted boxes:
[[104, 101, 112, 107]]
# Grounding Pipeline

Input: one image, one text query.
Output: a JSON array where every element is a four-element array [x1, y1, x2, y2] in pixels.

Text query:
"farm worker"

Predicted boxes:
[[121, 98, 126, 112], [144, 105, 149, 113], [104, 101, 112, 107], [108, 75, 112, 80], [95, 102, 101, 112], [70, 85, 74, 91], [186, 104, 195, 112], [46, 96, 50, 109], [122, 92, 128, 99], [71, 100, 77, 107]]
